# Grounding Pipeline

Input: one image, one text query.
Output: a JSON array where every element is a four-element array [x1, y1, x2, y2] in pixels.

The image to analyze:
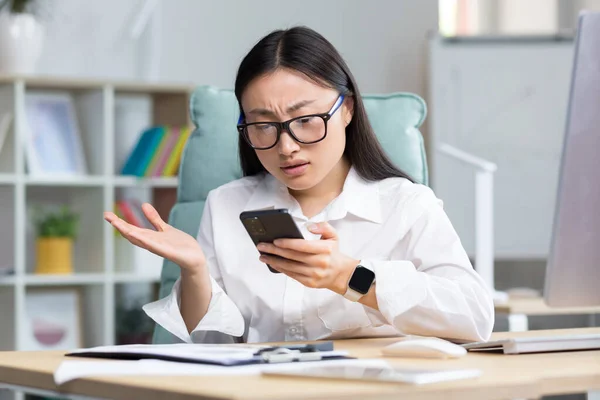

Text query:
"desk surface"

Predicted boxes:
[[495, 297, 600, 315], [1, 328, 599, 400]]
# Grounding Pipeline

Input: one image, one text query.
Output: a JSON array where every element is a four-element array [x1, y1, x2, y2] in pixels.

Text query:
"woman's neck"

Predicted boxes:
[[289, 158, 351, 219]]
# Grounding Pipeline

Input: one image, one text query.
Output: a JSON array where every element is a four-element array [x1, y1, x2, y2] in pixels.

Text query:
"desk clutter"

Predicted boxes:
[[121, 125, 192, 177], [66, 341, 347, 366], [53, 340, 484, 386]]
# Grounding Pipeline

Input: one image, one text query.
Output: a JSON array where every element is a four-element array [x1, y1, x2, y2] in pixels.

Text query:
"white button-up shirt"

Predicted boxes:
[[143, 167, 495, 344]]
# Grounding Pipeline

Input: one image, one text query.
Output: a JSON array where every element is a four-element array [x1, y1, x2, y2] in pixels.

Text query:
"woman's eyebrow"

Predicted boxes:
[[247, 99, 316, 117]]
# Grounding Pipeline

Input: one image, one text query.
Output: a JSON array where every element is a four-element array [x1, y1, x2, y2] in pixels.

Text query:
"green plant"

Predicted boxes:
[[116, 302, 154, 344], [34, 205, 80, 239], [0, 0, 37, 14]]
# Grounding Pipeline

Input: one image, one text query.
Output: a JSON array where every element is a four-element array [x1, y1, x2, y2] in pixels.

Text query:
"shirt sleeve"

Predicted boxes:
[[367, 191, 495, 343], [142, 191, 246, 344]]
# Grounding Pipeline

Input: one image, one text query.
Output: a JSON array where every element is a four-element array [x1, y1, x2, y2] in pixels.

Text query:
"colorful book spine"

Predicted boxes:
[[144, 126, 170, 177], [121, 128, 155, 176], [128, 198, 153, 229], [121, 125, 192, 178], [163, 126, 192, 176], [135, 127, 166, 177], [116, 201, 142, 228], [152, 127, 180, 177]]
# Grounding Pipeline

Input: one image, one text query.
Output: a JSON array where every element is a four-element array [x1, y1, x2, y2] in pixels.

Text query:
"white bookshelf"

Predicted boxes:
[[0, 75, 193, 367]]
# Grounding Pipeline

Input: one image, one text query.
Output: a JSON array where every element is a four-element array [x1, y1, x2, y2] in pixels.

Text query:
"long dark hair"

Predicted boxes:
[[234, 26, 413, 182]]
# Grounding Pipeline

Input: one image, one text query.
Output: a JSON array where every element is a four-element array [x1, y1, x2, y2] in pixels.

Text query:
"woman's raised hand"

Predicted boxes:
[[104, 203, 206, 274]]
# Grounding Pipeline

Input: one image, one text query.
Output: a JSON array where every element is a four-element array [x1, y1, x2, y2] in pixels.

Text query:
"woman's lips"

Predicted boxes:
[[281, 162, 309, 176]]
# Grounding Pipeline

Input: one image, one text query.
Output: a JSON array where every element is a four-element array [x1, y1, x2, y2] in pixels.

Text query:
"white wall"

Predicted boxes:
[[35, 0, 438, 95], [498, 0, 558, 34]]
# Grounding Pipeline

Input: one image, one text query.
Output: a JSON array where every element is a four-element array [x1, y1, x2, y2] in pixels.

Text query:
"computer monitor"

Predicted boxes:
[[544, 11, 600, 307]]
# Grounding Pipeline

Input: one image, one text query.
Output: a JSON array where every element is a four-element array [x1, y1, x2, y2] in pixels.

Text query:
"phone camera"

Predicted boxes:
[[245, 217, 266, 235]]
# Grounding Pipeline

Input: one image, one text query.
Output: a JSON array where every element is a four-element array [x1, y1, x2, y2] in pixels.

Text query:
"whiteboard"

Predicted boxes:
[[428, 36, 574, 259]]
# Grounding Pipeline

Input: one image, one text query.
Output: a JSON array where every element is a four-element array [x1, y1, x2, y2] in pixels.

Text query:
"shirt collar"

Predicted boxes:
[[339, 167, 382, 224], [242, 167, 382, 224]]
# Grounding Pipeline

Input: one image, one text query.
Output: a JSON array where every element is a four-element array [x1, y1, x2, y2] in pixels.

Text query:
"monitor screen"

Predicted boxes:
[[544, 11, 600, 307]]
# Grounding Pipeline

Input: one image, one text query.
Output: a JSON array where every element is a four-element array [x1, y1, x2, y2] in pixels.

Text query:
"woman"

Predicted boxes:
[[105, 26, 494, 344]]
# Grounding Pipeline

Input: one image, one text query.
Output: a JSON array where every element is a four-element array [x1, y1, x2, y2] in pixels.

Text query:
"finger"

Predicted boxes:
[[260, 254, 313, 277], [257, 243, 317, 263], [261, 256, 322, 288], [104, 211, 119, 223], [108, 215, 140, 238], [272, 238, 332, 254], [142, 203, 167, 232], [307, 222, 338, 240]]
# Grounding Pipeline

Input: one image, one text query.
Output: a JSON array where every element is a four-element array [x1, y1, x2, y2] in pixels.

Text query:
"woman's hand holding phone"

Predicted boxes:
[[257, 222, 359, 295], [104, 203, 206, 275]]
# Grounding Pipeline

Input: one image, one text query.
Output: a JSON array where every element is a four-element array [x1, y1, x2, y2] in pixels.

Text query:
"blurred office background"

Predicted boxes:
[[0, 0, 598, 368]]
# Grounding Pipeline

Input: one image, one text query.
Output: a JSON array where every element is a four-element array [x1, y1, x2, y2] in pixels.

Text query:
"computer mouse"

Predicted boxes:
[[381, 338, 467, 359]]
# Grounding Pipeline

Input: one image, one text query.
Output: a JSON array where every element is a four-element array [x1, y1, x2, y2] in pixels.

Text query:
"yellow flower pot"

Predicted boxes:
[[35, 237, 73, 274]]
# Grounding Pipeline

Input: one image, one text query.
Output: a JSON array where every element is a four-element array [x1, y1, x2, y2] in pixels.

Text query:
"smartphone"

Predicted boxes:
[[239, 209, 304, 273]]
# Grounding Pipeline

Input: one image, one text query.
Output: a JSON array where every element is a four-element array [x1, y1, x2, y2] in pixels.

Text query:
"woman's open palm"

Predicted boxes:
[[104, 203, 205, 273]]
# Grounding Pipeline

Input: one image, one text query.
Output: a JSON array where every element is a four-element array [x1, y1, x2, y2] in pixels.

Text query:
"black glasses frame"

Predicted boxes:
[[237, 95, 345, 150], [237, 114, 334, 150]]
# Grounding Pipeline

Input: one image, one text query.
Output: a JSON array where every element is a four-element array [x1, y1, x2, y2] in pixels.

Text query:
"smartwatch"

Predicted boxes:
[[343, 264, 376, 302]]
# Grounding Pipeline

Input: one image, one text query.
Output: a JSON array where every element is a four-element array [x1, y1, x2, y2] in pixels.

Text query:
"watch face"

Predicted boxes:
[[349, 266, 375, 294]]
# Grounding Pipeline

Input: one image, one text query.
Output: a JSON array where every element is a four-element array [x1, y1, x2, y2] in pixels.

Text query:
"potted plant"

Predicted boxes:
[[33, 205, 79, 275], [116, 301, 155, 345], [0, 0, 45, 74]]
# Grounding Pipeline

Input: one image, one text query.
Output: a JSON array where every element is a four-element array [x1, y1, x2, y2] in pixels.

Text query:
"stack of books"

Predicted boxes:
[[121, 126, 192, 177]]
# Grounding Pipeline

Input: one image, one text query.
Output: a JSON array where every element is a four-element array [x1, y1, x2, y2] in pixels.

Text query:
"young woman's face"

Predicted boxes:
[[240, 68, 352, 191]]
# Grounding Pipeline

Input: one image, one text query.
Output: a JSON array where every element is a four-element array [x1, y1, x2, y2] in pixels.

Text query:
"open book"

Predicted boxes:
[[66, 341, 350, 366]]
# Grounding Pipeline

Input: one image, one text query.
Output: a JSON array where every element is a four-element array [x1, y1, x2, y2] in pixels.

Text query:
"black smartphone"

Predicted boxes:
[[240, 208, 304, 273]]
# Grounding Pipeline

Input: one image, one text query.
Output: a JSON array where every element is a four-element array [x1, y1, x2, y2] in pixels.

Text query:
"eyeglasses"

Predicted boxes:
[[237, 95, 345, 150]]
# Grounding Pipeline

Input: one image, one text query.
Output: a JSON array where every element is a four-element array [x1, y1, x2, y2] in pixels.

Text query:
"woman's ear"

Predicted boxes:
[[343, 96, 354, 126]]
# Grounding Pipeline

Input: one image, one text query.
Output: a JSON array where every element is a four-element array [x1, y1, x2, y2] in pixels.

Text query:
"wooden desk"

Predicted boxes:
[[495, 297, 600, 331], [1, 328, 599, 400]]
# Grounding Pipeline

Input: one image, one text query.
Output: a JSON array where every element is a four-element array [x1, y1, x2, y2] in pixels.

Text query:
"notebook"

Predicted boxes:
[[462, 333, 600, 355], [66, 341, 350, 366]]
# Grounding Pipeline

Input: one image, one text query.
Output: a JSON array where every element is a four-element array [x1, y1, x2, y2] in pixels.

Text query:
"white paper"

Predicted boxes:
[[54, 358, 391, 385], [266, 365, 483, 385]]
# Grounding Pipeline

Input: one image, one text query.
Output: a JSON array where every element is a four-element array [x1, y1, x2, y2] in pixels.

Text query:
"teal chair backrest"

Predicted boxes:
[[152, 85, 428, 344]]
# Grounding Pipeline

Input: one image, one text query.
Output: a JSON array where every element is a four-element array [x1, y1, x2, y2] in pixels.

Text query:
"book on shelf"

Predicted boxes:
[[121, 126, 192, 178], [114, 199, 151, 230]]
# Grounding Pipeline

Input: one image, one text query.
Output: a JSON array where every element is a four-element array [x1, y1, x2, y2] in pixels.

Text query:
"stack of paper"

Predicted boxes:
[[66, 342, 348, 366], [54, 358, 391, 385]]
